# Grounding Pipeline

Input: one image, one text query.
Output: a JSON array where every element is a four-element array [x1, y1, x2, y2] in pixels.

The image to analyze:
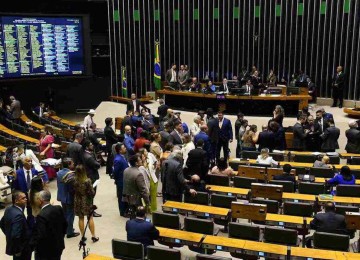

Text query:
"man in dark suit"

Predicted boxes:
[[216, 111, 233, 161], [0, 191, 31, 260], [310, 202, 347, 234], [161, 150, 197, 202], [30, 190, 67, 260], [332, 66, 346, 108], [126, 206, 159, 253], [206, 108, 219, 163], [33, 102, 47, 117], [8, 96, 21, 121], [157, 99, 169, 122], [159, 122, 173, 150], [273, 164, 296, 185], [315, 109, 329, 134], [186, 139, 209, 182], [292, 115, 309, 151], [170, 121, 183, 145], [67, 133, 84, 166], [127, 93, 150, 113], [121, 110, 134, 134], [113, 143, 129, 216], [304, 115, 322, 151], [104, 117, 121, 176], [345, 120, 360, 154], [194, 124, 212, 160], [320, 118, 340, 152], [256, 124, 275, 152], [218, 78, 230, 94], [165, 64, 178, 89]]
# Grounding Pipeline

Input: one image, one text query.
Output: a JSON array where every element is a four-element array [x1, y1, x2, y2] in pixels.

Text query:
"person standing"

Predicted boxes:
[[57, 158, 80, 238], [30, 190, 67, 260], [331, 66, 346, 108], [8, 96, 21, 122], [0, 191, 32, 260], [292, 115, 309, 151], [217, 111, 233, 161], [320, 118, 340, 153], [170, 121, 184, 145], [345, 120, 360, 154], [177, 64, 189, 90], [206, 108, 219, 164], [166, 64, 178, 89], [83, 109, 96, 129], [127, 93, 150, 113], [67, 133, 84, 166], [156, 99, 169, 122], [304, 115, 322, 152], [104, 117, 121, 176], [39, 126, 56, 179], [113, 143, 129, 216]]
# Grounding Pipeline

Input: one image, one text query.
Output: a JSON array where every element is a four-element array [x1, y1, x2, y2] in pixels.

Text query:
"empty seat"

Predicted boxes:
[[152, 212, 180, 229], [233, 176, 257, 189], [309, 167, 334, 178], [294, 154, 316, 163], [211, 194, 236, 230], [112, 239, 144, 260], [263, 226, 298, 246], [335, 205, 359, 215], [349, 157, 360, 165], [313, 231, 349, 251], [336, 185, 360, 197], [196, 254, 232, 260], [351, 170, 360, 179], [184, 191, 209, 205], [298, 182, 325, 195], [147, 246, 181, 260], [269, 153, 285, 161], [269, 180, 294, 192], [241, 150, 260, 159], [328, 156, 340, 164], [208, 174, 230, 186], [283, 201, 313, 217], [184, 217, 214, 254], [292, 166, 308, 175], [252, 198, 279, 214], [229, 222, 260, 241]]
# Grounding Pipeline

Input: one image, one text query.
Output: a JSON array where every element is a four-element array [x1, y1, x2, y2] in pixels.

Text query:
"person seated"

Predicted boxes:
[[256, 148, 278, 166], [273, 164, 296, 184], [326, 166, 355, 195], [211, 157, 234, 176], [250, 70, 261, 88], [242, 80, 253, 95], [266, 69, 277, 87], [313, 155, 332, 169], [219, 78, 230, 94], [33, 102, 48, 117], [126, 206, 159, 253], [204, 80, 216, 93], [188, 77, 201, 92]]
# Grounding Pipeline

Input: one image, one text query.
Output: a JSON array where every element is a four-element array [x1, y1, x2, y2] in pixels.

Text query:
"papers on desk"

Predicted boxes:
[[51, 143, 60, 148], [40, 158, 61, 166], [272, 150, 285, 154], [311, 152, 322, 156], [326, 152, 339, 156], [319, 194, 333, 200]]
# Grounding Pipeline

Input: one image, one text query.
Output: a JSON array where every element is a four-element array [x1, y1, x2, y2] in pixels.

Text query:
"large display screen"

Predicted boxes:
[[0, 15, 85, 78]]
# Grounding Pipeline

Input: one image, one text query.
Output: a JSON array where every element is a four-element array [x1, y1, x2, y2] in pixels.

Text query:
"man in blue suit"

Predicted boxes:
[[194, 124, 212, 160], [217, 111, 233, 161], [13, 156, 39, 224], [126, 206, 159, 254], [57, 158, 79, 238], [113, 143, 129, 216], [0, 191, 32, 260], [124, 125, 135, 156]]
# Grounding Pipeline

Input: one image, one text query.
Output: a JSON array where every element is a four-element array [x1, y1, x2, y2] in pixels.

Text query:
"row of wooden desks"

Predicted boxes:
[[206, 185, 360, 205], [20, 114, 44, 130], [49, 115, 77, 127], [0, 124, 39, 144]]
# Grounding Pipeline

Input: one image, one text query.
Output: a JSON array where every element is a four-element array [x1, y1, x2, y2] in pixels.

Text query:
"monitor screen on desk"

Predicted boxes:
[[216, 94, 226, 100]]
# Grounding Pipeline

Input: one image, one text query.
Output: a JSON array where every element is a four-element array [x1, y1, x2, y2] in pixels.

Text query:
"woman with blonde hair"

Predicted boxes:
[[256, 148, 278, 166], [73, 165, 98, 242], [150, 133, 162, 161]]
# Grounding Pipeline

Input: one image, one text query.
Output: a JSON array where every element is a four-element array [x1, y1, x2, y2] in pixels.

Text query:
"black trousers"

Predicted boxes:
[[217, 139, 230, 161], [162, 193, 182, 204], [106, 152, 114, 175], [332, 87, 344, 106]]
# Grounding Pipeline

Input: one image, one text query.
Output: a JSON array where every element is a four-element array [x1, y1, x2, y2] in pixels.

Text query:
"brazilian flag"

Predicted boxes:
[[121, 66, 127, 97], [154, 41, 161, 90]]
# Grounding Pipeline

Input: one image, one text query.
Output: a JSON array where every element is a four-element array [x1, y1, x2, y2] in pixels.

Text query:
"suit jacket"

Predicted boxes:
[[273, 173, 296, 184], [333, 72, 346, 89], [127, 99, 147, 113], [310, 212, 347, 234], [10, 100, 21, 119], [165, 69, 177, 83], [194, 131, 212, 159], [304, 122, 322, 151], [218, 118, 233, 142], [161, 157, 190, 197], [121, 116, 133, 133], [292, 122, 306, 150], [219, 84, 229, 93], [30, 205, 67, 257], [207, 117, 219, 143], [186, 148, 209, 180], [257, 131, 275, 152], [345, 128, 360, 154], [159, 130, 173, 150], [126, 218, 159, 250], [321, 126, 340, 152], [66, 141, 83, 165], [315, 118, 329, 132], [122, 167, 149, 205], [157, 104, 169, 121], [82, 151, 100, 182], [104, 125, 119, 152], [13, 168, 39, 193], [113, 154, 128, 187], [56, 168, 74, 205], [0, 205, 30, 256], [170, 130, 183, 145]]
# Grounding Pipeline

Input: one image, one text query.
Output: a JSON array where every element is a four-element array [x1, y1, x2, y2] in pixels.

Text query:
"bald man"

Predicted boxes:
[[124, 125, 135, 156], [332, 66, 345, 108]]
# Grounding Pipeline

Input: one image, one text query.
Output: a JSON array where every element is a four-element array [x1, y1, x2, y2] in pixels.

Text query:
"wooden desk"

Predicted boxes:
[[0, 145, 6, 152], [110, 95, 153, 103], [20, 114, 44, 130], [162, 201, 196, 214], [344, 107, 360, 118], [206, 185, 249, 196], [202, 235, 246, 253], [0, 124, 39, 144], [157, 227, 204, 246], [50, 115, 77, 127], [290, 247, 338, 260], [85, 254, 116, 260], [238, 165, 266, 180], [339, 153, 360, 158], [193, 204, 230, 219]]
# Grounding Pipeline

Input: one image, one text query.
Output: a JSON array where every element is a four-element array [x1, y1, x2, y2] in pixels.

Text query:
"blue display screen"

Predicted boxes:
[[0, 16, 84, 78]]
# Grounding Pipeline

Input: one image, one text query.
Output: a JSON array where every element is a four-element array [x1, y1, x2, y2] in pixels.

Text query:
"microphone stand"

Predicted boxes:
[[79, 205, 97, 259]]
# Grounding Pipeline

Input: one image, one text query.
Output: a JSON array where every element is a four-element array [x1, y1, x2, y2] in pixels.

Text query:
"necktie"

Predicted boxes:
[[26, 171, 31, 190]]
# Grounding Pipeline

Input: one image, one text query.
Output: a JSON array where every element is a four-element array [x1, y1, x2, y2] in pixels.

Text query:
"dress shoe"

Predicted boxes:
[[67, 232, 80, 238], [339, 105, 343, 108], [93, 211, 102, 217], [91, 237, 99, 243]]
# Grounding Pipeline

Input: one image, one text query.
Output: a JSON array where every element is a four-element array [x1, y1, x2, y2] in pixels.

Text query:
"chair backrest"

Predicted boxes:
[[251, 183, 283, 200], [351, 170, 360, 180], [152, 212, 180, 229], [313, 231, 349, 251], [298, 182, 325, 195], [210, 194, 236, 209], [335, 205, 359, 215], [294, 154, 316, 163], [208, 174, 230, 187], [112, 239, 144, 260], [269, 153, 285, 161], [336, 185, 360, 197], [251, 198, 279, 214], [309, 167, 334, 178], [328, 156, 340, 164], [184, 217, 214, 235], [264, 226, 298, 246], [184, 191, 209, 205], [292, 166, 308, 175], [233, 176, 257, 189], [238, 165, 266, 180], [196, 254, 232, 260], [350, 157, 360, 165], [283, 201, 314, 217], [229, 222, 260, 241], [269, 180, 294, 192], [147, 246, 181, 260], [241, 150, 260, 159]]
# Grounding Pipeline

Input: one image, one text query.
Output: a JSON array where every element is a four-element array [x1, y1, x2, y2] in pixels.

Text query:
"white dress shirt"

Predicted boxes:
[[83, 115, 94, 129], [190, 123, 200, 137], [170, 69, 177, 82]]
